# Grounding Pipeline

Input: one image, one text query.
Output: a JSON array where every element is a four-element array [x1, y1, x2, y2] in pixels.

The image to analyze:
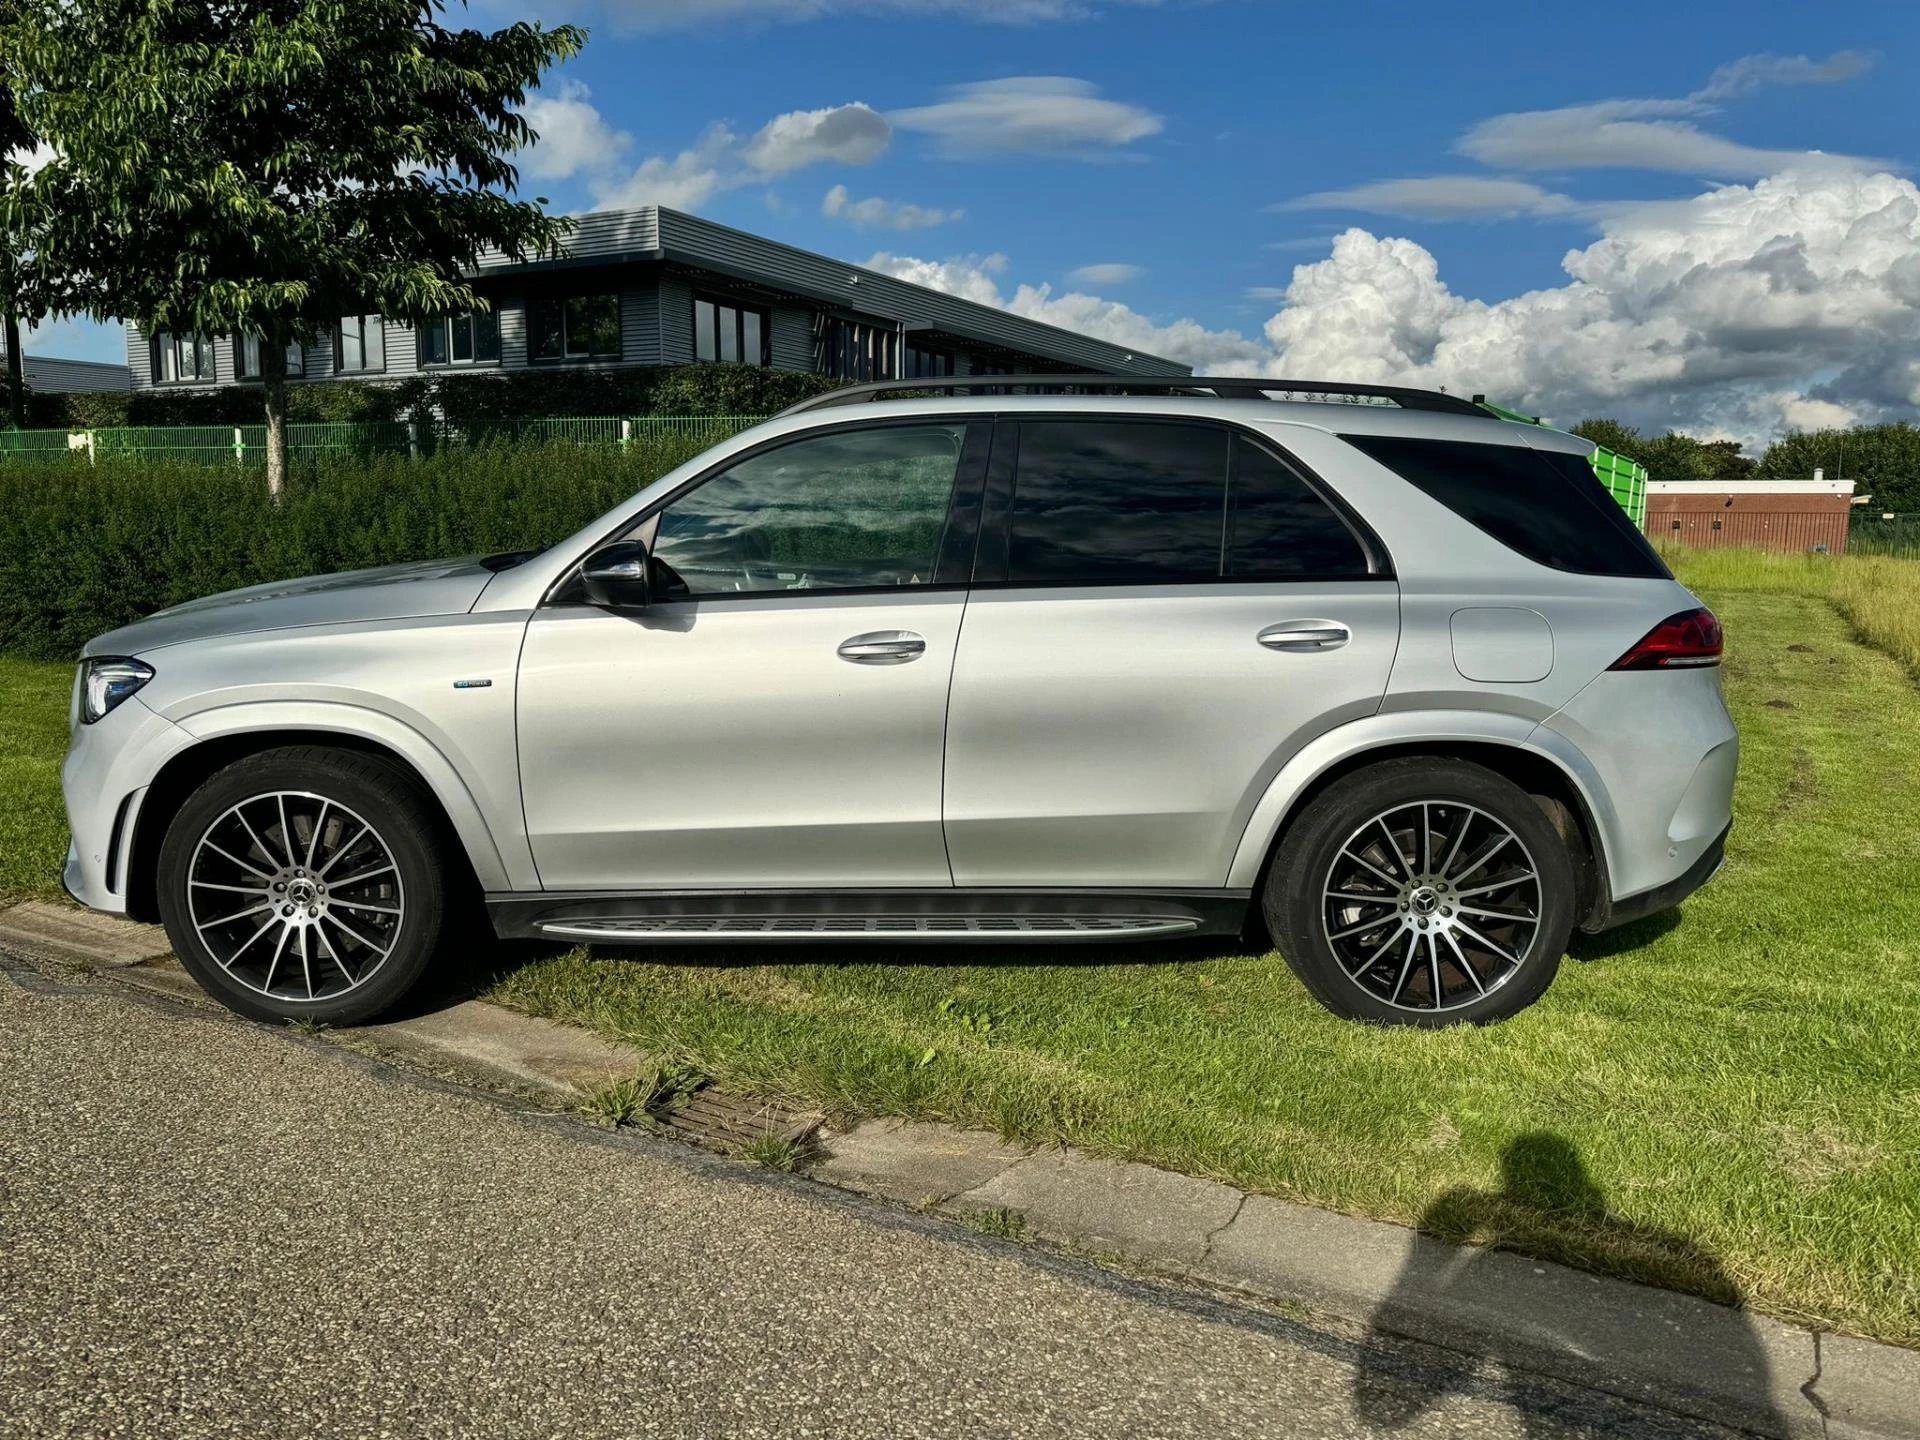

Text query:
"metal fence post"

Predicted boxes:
[[233, 427, 245, 464], [620, 417, 632, 451], [407, 421, 419, 460]]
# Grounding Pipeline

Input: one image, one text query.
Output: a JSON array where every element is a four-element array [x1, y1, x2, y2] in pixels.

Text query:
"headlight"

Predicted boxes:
[[79, 658, 155, 724]]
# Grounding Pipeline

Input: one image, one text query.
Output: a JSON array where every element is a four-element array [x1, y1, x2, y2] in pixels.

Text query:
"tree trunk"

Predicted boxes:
[[3, 311, 24, 431], [262, 337, 289, 499]]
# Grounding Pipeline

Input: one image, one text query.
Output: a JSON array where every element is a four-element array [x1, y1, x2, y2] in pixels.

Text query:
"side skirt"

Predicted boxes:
[[486, 888, 1253, 944]]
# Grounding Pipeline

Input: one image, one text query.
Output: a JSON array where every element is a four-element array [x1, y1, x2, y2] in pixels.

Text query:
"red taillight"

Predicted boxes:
[[1610, 607, 1723, 670]]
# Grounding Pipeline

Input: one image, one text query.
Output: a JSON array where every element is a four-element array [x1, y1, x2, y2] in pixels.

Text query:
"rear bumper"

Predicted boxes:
[[1583, 821, 1729, 932]]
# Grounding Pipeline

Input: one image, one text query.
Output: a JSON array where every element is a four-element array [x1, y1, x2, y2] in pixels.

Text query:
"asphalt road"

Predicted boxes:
[[0, 954, 1748, 1440]]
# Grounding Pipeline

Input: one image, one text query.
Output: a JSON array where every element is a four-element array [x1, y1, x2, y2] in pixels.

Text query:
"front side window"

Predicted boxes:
[[1342, 434, 1668, 579], [235, 334, 306, 380], [419, 310, 502, 367], [530, 293, 620, 361], [335, 315, 386, 374], [693, 296, 768, 366], [646, 424, 966, 597], [153, 331, 216, 384], [1006, 420, 1229, 586]]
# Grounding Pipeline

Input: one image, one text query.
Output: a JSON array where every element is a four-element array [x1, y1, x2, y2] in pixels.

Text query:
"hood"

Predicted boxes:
[[81, 557, 502, 659]]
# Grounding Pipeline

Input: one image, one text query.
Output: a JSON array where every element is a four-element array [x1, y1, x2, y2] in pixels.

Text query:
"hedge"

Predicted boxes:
[[18, 363, 839, 431], [0, 433, 715, 660]]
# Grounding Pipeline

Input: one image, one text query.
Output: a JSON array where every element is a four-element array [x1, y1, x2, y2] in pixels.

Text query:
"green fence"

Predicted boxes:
[[0, 414, 772, 466], [1850, 512, 1920, 559]]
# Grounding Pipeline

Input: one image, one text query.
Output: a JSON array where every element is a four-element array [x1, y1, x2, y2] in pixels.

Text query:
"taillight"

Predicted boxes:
[[1610, 607, 1723, 670]]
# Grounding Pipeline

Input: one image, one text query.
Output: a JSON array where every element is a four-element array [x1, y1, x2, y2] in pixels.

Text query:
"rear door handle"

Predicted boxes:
[[838, 630, 927, 665], [1258, 621, 1351, 653]]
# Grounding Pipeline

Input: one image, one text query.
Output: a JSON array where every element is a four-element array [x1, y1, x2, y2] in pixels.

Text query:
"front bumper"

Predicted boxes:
[[61, 697, 191, 915]]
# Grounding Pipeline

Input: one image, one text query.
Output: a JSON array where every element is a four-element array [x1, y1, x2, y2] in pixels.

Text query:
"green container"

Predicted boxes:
[[1474, 399, 1647, 526]]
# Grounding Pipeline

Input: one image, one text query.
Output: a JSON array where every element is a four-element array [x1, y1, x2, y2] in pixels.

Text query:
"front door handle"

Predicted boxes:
[[838, 630, 927, 665], [1258, 621, 1351, 653]]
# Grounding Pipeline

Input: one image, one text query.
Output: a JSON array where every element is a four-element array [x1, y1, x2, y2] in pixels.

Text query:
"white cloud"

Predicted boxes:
[[1457, 98, 1878, 178], [7, 141, 55, 174], [517, 80, 629, 182], [1278, 176, 1575, 221], [867, 250, 1265, 372], [890, 77, 1162, 159], [1067, 262, 1144, 286], [1693, 50, 1873, 102], [1257, 170, 1920, 444], [590, 126, 736, 211], [821, 184, 959, 230], [743, 104, 891, 175], [511, 0, 1164, 32]]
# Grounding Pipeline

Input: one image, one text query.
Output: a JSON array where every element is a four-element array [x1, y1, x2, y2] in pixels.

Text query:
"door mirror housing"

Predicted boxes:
[[580, 540, 652, 609]]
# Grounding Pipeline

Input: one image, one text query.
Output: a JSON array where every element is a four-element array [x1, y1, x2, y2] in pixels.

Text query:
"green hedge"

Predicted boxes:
[[0, 434, 714, 660], [20, 363, 839, 432]]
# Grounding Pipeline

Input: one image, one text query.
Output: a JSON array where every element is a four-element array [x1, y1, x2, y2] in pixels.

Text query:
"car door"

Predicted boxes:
[[942, 417, 1401, 889], [517, 418, 989, 891]]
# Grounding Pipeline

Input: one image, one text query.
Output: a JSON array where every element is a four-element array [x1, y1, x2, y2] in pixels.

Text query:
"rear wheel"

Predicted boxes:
[[1264, 758, 1576, 1026], [156, 746, 448, 1025]]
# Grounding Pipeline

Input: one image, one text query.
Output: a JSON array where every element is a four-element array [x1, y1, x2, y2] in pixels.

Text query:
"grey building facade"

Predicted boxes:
[[0, 335, 131, 394], [126, 206, 1187, 394]]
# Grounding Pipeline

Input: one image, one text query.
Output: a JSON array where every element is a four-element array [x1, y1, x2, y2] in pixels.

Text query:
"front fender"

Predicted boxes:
[[1224, 710, 1619, 892], [167, 700, 532, 893]]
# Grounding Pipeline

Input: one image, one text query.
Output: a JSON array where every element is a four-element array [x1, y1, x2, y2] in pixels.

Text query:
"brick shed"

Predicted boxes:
[[1644, 477, 1857, 555]]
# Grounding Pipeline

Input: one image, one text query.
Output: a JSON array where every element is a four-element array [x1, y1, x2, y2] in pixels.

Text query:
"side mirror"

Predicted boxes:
[[580, 540, 652, 609]]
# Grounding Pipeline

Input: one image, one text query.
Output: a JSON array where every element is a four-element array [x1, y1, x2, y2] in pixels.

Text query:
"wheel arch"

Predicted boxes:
[[123, 725, 509, 924], [1231, 719, 1614, 931]]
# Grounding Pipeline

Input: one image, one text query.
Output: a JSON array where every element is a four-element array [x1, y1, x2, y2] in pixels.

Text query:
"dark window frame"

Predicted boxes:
[[906, 343, 956, 379], [817, 314, 899, 382], [333, 314, 386, 375], [234, 334, 307, 381], [972, 414, 1392, 589], [692, 292, 770, 367], [151, 330, 217, 385], [417, 309, 502, 369], [527, 291, 622, 364]]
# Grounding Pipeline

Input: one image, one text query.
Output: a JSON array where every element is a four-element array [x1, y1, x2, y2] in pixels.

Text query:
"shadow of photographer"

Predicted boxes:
[[1352, 1133, 1787, 1438]]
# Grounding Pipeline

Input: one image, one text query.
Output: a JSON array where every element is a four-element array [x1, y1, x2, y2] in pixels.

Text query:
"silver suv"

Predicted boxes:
[[61, 378, 1735, 1028]]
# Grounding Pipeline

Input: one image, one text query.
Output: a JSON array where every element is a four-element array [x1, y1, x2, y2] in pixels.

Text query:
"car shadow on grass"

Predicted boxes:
[[1567, 908, 1683, 961], [1350, 1133, 1785, 1439]]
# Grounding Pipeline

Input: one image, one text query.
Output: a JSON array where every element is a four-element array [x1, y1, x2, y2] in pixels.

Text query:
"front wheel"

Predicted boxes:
[[156, 746, 448, 1025], [1264, 758, 1576, 1027]]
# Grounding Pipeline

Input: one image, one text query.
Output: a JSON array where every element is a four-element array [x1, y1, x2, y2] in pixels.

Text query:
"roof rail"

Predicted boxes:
[[775, 374, 1490, 419]]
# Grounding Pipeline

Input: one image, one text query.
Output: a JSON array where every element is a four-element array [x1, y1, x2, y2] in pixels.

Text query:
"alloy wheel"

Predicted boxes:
[[1320, 801, 1543, 1014], [185, 791, 406, 1003]]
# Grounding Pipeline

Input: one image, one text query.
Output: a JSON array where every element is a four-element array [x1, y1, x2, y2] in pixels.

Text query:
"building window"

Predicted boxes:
[[335, 315, 386, 374], [818, 316, 898, 382], [529, 293, 621, 362], [153, 331, 216, 384], [906, 344, 955, 379], [418, 310, 501, 367], [693, 295, 768, 366], [235, 334, 306, 380]]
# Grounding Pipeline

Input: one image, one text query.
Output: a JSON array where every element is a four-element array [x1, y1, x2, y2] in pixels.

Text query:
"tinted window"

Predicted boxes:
[[1227, 437, 1371, 579], [1342, 435, 1669, 579], [649, 424, 965, 597], [1007, 421, 1228, 585]]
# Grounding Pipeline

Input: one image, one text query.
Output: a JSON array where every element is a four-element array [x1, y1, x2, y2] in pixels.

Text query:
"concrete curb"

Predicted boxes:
[[8, 899, 1915, 1438]]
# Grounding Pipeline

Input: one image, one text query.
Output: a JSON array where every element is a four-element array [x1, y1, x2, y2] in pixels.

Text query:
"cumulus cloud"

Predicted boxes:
[[516, 79, 630, 182], [1258, 170, 1920, 443], [1067, 263, 1144, 286], [890, 77, 1162, 159], [867, 250, 1265, 372], [821, 184, 960, 230], [7, 141, 55, 174], [591, 127, 737, 211], [1278, 176, 1575, 221], [743, 104, 891, 175]]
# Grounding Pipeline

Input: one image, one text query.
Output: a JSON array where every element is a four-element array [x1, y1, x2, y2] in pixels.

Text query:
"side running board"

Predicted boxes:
[[537, 915, 1200, 942]]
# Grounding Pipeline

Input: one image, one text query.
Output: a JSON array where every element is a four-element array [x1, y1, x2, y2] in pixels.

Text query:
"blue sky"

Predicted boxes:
[[33, 0, 1920, 443]]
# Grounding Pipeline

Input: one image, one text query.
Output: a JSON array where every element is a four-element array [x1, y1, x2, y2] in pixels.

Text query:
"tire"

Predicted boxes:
[[1264, 758, 1575, 1027], [156, 745, 449, 1026]]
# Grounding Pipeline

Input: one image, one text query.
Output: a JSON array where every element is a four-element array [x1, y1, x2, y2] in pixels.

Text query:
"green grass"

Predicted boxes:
[[0, 658, 75, 904], [490, 571, 1920, 1346]]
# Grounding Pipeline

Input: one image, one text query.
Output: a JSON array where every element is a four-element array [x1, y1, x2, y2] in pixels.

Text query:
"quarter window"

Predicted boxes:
[[694, 296, 768, 366], [419, 310, 502, 367], [530, 293, 621, 361], [334, 315, 386, 374], [153, 331, 216, 384], [235, 334, 306, 380], [647, 424, 966, 597]]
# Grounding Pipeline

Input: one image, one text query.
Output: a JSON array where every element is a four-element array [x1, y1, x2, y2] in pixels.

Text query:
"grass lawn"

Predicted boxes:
[[2, 554, 1915, 1343]]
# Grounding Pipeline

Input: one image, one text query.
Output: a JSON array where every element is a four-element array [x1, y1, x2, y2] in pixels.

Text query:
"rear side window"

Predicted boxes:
[[1003, 420, 1374, 586], [1341, 434, 1668, 579]]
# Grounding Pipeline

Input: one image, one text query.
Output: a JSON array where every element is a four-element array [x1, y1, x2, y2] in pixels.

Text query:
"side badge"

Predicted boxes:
[[453, 678, 494, 690]]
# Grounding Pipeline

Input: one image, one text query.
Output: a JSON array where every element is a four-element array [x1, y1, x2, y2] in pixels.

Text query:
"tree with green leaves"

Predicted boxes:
[[0, 48, 31, 431], [1761, 423, 1920, 511], [0, 0, 583, 491]]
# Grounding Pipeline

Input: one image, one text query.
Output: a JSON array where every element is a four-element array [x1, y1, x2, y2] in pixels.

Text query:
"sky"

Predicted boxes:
[[26, 0, 1920, 447]]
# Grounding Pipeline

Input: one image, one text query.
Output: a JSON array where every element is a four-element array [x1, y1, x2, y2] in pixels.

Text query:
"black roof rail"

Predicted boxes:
[[774, 374, 1489, 418]]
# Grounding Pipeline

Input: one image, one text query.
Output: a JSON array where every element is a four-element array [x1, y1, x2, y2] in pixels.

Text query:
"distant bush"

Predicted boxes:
[[0, 433, 713, 660]]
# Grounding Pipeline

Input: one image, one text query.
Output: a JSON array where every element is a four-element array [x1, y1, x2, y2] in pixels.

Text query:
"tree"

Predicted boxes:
[[0, 46, 30, 431], [1761, 423, 1920, 511], [1570, 418, 1645, 460], [0, 0, 583, 492]]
